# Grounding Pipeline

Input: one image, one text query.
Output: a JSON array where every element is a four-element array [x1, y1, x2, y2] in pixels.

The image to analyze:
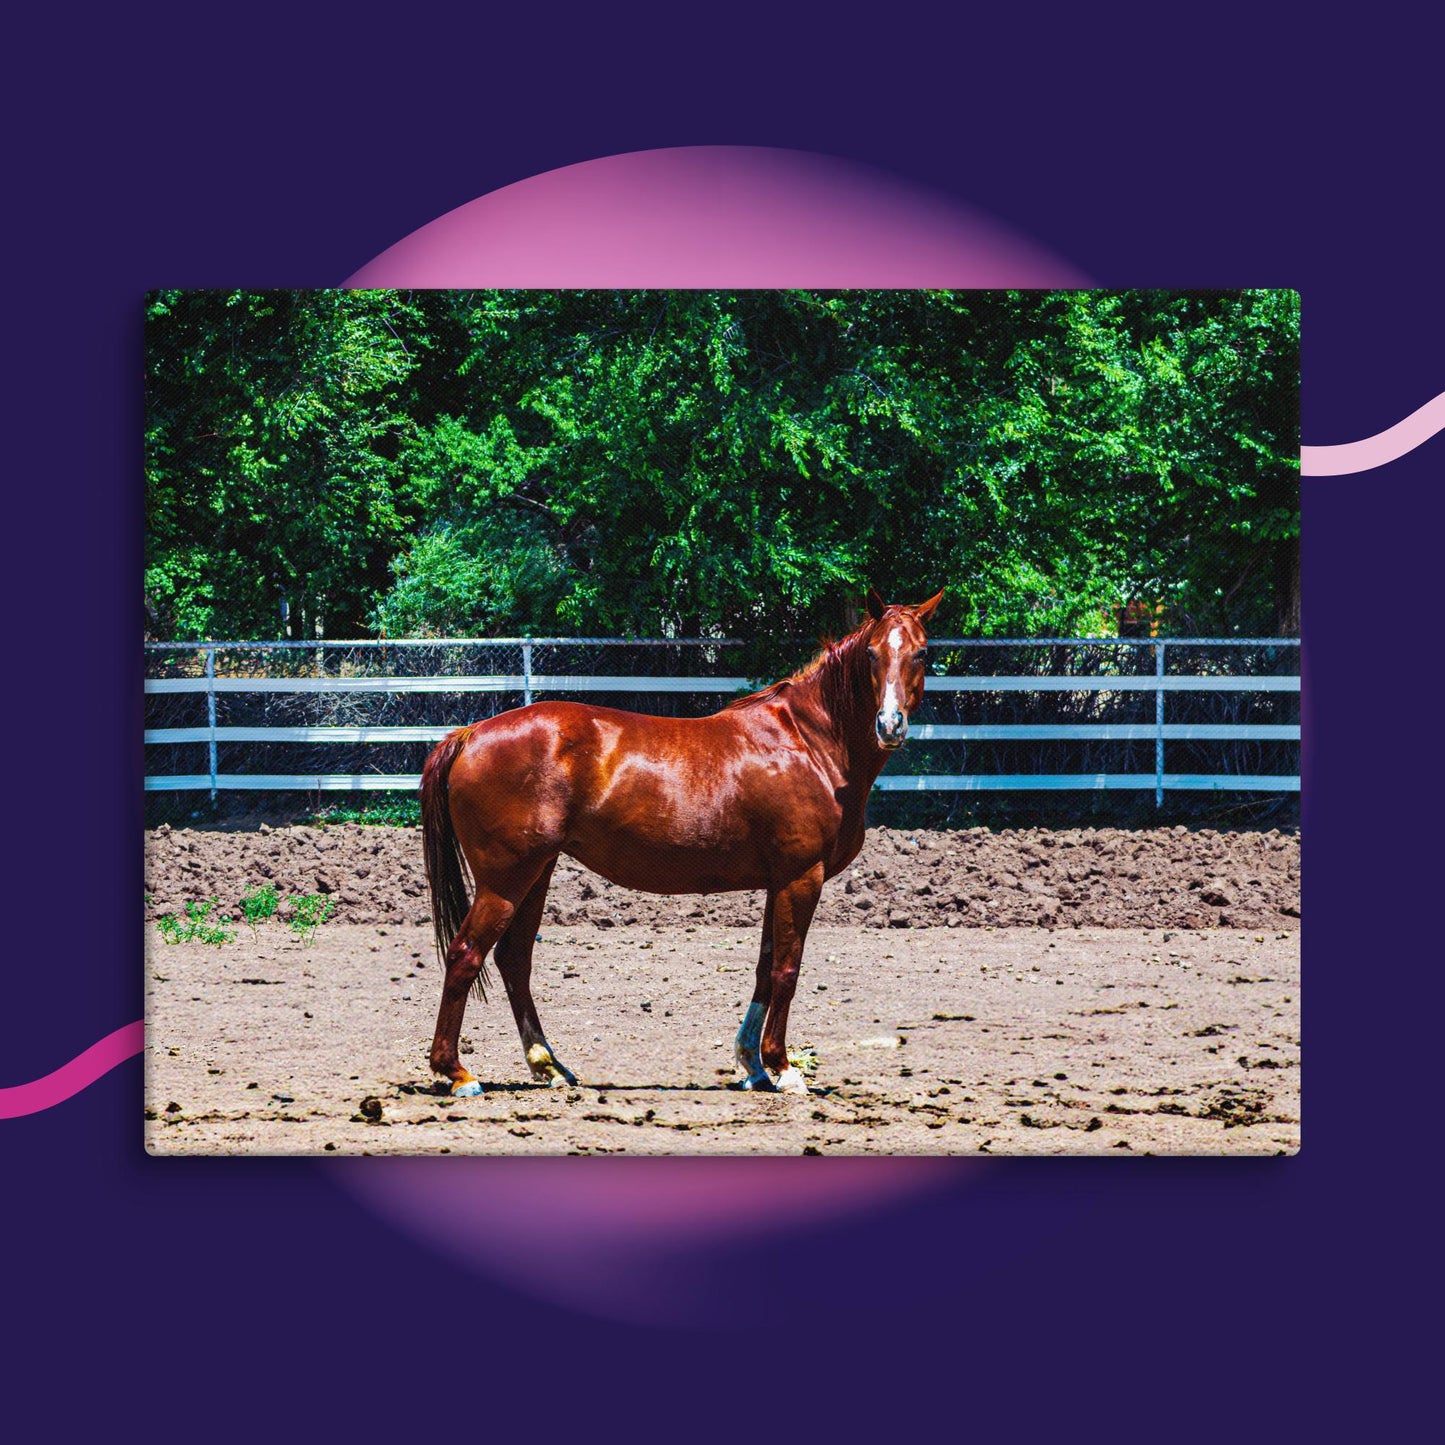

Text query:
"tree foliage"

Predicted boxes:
[[145, 288, 1299, 640], [145, 290, 423, 638]]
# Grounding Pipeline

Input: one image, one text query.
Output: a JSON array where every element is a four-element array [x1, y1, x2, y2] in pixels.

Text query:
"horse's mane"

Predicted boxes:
[[727, 627, 871, 724]]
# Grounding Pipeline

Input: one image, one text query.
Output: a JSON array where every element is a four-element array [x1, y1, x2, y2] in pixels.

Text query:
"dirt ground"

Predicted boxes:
[[145, 821, 1300, 933], [143, 823, 1300, 1158]]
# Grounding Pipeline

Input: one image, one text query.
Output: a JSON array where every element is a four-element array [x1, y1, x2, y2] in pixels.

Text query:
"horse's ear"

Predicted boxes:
[[913, 588, 945, 624], [865, 587, 886, 620]]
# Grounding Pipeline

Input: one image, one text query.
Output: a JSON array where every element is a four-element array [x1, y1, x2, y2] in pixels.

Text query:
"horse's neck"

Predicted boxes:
[[796, 644, 885, 788]]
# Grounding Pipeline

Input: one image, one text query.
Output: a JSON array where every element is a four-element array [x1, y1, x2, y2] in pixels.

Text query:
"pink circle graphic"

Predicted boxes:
[[336, 145, 1086, 1323], [346, 145, 1086, 289]]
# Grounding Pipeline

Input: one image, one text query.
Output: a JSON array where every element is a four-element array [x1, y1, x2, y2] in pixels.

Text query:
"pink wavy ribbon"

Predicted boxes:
[[0, 1021, 144, 1119], [1302, 389, 1445, 475]]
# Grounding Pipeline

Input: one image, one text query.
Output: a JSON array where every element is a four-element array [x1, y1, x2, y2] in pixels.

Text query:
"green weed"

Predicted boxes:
[[156, 912, 187, 945], [288, 892, 333, 947], [311, 797, 420, 828], [239, 882, 280, 938], [156, 897, 235, 946]]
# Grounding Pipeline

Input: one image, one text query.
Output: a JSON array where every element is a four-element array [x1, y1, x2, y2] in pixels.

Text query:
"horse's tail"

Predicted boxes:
[[420, 726, 487, 997]]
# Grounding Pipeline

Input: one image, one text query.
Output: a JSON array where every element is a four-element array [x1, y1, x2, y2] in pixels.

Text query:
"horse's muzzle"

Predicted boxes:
[[876, 710, 908, 749]]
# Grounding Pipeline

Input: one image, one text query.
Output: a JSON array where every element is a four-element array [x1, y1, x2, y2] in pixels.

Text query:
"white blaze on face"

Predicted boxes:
[[882, 628, 904, 719], [878, 627, 901, 728]]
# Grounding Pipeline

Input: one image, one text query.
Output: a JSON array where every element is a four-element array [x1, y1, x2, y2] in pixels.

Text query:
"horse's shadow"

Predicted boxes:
[[393, 1078, 833, 1098]]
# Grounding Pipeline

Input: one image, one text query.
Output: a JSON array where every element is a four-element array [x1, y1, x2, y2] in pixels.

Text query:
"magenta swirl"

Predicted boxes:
[[0, 1021, 143, 1119]]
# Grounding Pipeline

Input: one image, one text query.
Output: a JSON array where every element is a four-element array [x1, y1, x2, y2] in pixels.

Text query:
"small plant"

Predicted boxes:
[[156, 897, 234, 946], [184, 898, 235, 946], [288, 892, 333, 947], [311, 797, 420, 828], [156, 912, 187, 945], [788, 1045, 820, 1076], [240, 882, 281, 939]]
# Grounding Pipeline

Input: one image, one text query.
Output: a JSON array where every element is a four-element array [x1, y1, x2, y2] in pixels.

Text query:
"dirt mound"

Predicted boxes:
[[144, 822, 1299, 934]]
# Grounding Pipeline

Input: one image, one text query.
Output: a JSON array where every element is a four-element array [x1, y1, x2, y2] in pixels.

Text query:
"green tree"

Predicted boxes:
[[145, 289, 424, 638], [146, 288, 1299, 643]]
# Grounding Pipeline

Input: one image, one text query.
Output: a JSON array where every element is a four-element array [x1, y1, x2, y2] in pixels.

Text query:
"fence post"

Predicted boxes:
[[205, 645, 218, 803], [522, 640, 533, 706], [1154, 640, 1165, 808]]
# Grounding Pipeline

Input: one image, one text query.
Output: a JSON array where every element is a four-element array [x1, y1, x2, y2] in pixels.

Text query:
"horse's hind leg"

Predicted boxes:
[[493, 860, 576, 1087], [429, 883, 523, 1097]]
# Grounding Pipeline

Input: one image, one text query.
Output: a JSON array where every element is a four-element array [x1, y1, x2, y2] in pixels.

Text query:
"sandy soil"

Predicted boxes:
[[144, 918, 1299, 1157]]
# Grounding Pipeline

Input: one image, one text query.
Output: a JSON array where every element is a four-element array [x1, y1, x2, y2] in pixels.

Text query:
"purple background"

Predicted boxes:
[[5, 12, 1436, 1436]]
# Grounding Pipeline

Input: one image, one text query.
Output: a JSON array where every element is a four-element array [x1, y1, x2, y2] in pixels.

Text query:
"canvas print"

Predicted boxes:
[[144, 289, 1300, 1155]]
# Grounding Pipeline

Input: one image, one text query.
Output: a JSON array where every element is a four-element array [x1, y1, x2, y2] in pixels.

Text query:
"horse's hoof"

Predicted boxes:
[[729, 1073, 777, 1092], [527, 1043, 576, 1087], [774, 1066, 811, 1096], [451, 1079, 483, 1098]]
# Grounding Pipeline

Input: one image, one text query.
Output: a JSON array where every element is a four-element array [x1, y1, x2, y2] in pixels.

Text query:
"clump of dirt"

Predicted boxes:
[[144, 822, 1299, 933]]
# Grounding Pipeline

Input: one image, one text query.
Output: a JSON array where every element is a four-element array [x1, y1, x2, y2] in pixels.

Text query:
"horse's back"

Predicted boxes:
[[443, 698, 837, 893]]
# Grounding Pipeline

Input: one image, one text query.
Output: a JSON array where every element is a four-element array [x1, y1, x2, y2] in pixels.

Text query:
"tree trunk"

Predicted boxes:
[[1274, 536, 1301, 637]]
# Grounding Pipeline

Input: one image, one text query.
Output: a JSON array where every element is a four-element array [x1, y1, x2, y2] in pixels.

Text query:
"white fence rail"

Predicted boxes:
[[144, 637, 1300, 804]]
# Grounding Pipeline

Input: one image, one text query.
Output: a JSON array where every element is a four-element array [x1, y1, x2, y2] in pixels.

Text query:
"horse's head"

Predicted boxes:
[[863, 586, 944, 750]]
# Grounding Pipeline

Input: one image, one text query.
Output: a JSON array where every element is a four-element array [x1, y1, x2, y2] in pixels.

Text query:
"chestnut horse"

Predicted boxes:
[[421, 586, 943, 1097]]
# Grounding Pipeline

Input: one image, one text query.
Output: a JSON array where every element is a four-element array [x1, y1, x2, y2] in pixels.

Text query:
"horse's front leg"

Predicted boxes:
[[758, 863, 825, 1095], [732, 894, 775, 1090]]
